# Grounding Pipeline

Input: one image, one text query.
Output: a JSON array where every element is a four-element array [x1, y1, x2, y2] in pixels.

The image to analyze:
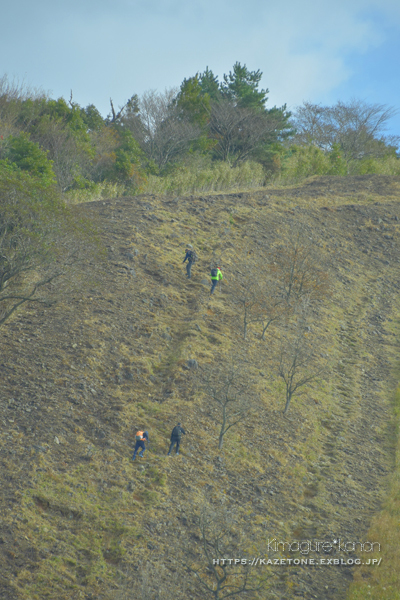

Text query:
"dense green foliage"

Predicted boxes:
[[0, 67, 398, 198], [0, 150, 98, 326], [3, 133, 56, 184], [0, 162, 62, 324]]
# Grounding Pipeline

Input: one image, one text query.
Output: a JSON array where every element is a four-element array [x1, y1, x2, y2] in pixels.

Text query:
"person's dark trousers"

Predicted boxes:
[[132, 440, 145, 460], [210, 280, 218, 294], [186, 261, 193, 278], [168, 437, 180, 455]]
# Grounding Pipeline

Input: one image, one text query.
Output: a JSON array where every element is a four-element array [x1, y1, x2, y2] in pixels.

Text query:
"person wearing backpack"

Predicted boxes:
[[183, 244, 197, 279], [167, 422, 186, 456], [210, 267, 223, 295], [132, 430, 149, 460]]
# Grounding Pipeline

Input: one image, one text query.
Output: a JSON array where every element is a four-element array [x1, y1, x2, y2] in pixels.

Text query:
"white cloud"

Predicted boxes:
[[2, 0, 399, 124]]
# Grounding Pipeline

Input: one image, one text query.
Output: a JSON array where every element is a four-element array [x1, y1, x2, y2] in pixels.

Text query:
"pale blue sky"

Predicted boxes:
[[2, 0, 400, 136]]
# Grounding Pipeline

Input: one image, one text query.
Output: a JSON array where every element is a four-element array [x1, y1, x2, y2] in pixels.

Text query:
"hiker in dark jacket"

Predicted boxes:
[[167, 423, 186, 455], [183, 245, 196, 279], [132, 430, 149, 460]]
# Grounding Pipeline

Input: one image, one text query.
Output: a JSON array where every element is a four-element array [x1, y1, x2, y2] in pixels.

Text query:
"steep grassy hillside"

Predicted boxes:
[[1, 175, 400, 600]]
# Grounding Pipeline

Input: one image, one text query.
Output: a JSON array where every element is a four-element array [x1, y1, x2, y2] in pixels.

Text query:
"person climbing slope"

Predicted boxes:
[[167, 422, 186, 456], [132, 430, 149, 460], [183, 244, 197, 279], [210, 266, 223, 295]]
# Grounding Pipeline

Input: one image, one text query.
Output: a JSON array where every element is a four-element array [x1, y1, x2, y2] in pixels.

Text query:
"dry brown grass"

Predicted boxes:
[[0, 176, 399, 599]]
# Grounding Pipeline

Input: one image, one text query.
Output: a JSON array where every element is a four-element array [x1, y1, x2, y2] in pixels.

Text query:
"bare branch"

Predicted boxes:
[[276, 302, 327, 414], [109, 98, 128, 124], [291, 99, 399, 158], [0, 171, 99, 330], [269, 224, 330, 306], [187, 502, 268, 599], [198, 359, 255, 449], [122, 88, 200, 170]]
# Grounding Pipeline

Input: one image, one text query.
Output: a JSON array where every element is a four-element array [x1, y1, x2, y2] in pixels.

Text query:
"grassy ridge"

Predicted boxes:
[[64, 156, 400, 204]]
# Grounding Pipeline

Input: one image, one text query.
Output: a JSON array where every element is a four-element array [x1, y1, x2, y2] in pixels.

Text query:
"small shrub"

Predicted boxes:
[[64, 180, 126, 203], [278, 145, 331, 182], [349, 155, 400, 176]]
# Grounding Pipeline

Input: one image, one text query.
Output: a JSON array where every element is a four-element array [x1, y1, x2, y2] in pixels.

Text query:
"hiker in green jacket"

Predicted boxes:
[[210, 267, 223, 295]]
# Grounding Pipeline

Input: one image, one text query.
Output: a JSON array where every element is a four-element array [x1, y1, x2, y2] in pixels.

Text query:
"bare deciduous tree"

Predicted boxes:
[[276, 301, 326, 414], [291, 99, 399, 159], [109, 97, 129, 125], [234, 227, 329, 344], [0, 173, 98, 328], [0, 75, 46, 145], [269, 225, 330, 306], [31, 118, 86, 191], [199, 360, 254, 449], [208, 100, 284, 166], [235, 276, 265, 340], [188, 503, 267, 599], [258, 285, 288, 340], [234, 263, 288, 340], [123, 89, 200, 170]]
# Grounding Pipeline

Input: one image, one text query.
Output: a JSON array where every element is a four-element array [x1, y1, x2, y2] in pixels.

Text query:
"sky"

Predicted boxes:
[[2, 0, 400, 136]]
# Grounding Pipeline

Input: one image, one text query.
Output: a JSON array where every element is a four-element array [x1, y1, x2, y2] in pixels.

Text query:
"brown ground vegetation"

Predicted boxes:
[[0, 174, 400, 599]]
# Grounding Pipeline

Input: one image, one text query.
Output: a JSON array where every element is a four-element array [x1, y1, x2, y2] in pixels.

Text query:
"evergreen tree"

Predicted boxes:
[[198, 67, 220, 101], [221, 62, 268, 111], [176, 75, 210, 127], [81, 104, 105, 132], [5, 132, 55, 184]]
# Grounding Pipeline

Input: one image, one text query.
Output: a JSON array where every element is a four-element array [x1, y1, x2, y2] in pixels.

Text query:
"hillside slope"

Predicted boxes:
[[1, 175, 400, 600]]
